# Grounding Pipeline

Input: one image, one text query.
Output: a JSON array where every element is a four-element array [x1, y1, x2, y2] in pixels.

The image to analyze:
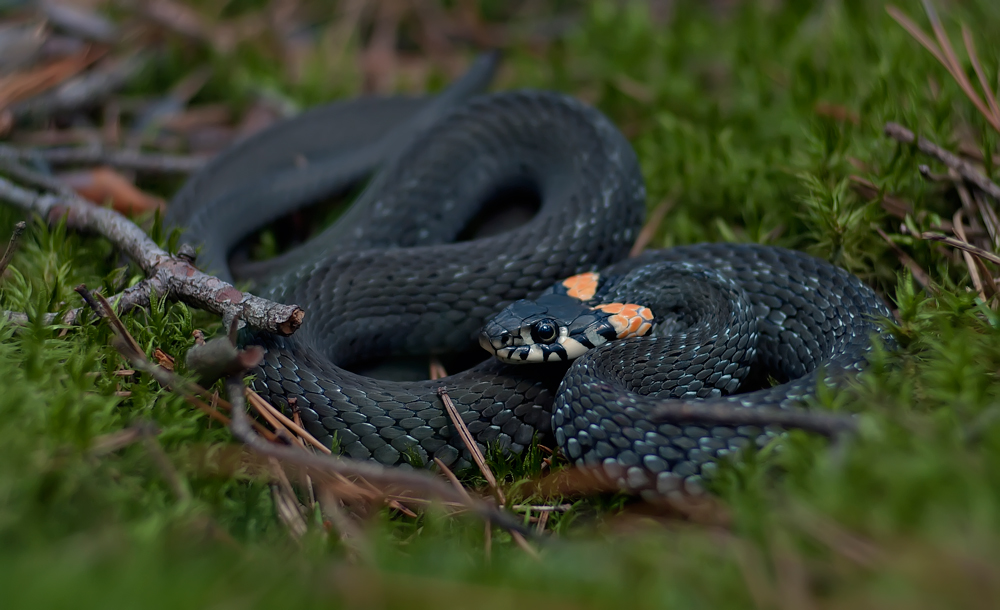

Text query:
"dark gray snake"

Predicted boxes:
[[168, 54, 892, 497]]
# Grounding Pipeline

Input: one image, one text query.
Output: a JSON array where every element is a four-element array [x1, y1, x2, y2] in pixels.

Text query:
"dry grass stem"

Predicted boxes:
[[953, 210, 988, 300], [436, 387, 505, 504], [884, 123, 1000, 201], [630, 198, 674, 257], [920, 231, 1000, 265], [888, 3, 1000, 132], [875, 226, 935, 291]]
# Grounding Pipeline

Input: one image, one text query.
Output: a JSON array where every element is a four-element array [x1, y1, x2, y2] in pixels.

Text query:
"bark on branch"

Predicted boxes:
[[884, 122, 1000, 201], [0, 171, 304, 335]]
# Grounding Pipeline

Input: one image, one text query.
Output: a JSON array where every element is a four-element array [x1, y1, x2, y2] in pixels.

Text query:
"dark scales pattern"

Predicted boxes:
[[553, 246, 893, 499], [168, 59, 892, 492]]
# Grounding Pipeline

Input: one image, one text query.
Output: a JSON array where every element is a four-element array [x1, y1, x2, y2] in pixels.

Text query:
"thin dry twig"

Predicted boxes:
[[74, 284, 533, 536], [10, 145, 206, 174], [885, 122, 1000, 201], [920, 231, 1000, 265], [630, 198, 674, 257], [0, 220, 26, 276], [11, 56, 145, 122], [0, 167, 304, 334], [651, 400, 857, 438], [223, 377, 532, 537], [435, 457, 539, 560], [436, 386, 504, 505], [874, 226, 935, 292]]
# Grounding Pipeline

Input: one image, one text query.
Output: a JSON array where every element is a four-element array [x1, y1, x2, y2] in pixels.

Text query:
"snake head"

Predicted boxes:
[[480, 292, 654, 364]]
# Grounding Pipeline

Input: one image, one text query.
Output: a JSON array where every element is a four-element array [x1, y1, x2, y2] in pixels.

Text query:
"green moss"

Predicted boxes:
[[3, 0, 1000, 606]]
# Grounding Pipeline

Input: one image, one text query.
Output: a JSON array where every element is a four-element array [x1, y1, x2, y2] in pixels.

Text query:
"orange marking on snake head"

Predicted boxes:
[[596, 303, 655, 339], [562, 272, 599, 301]]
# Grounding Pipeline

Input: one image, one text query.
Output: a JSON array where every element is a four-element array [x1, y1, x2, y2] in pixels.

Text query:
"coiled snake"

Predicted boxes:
[[168, 54, 892, 497]]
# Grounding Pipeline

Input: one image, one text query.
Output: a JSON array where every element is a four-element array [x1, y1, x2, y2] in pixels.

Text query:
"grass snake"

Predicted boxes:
[[167, 54, 892, 497]]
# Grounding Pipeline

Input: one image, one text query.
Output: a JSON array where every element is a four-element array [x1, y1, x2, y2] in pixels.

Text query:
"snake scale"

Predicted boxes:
[[168, 54, 892, 497]]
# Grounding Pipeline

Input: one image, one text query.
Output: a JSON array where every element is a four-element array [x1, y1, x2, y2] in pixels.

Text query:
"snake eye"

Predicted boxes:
[[530, 319, 558, 344]]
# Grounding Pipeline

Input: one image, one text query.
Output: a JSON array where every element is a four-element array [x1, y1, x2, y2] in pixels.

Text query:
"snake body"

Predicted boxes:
[[168, 55, 892, 495]]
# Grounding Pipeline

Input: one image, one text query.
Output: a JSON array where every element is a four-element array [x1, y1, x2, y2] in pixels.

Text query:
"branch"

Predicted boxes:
[[70, 285, 533, 539], [10, 56, 144, 122], [651, 401, 858, 438], [225, 376, 533, 537], [8, 145, 206, 174], [884, 122, 1000, 201], [0, 169, 304, 335]]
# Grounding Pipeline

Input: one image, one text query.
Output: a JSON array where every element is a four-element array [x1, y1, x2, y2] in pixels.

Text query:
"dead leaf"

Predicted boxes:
[[58, 166, 165, 216]]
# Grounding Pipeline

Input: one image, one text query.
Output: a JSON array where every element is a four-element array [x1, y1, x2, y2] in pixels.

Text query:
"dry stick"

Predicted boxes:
[[630, 198, 674, 257], [79, 288, 528, 536], [953, 209, 988, 301], [436, 387, 504, 505], [920, 232, 1000, 265], [650, 400, 857, 438], [511, 504, 573, 513], [435, 458, 539, 561], [0, 220, 25, 275], [0, 167, 304, 334], [246, 389, 332, 454], [874, 226, 935, 292], [9, 145, 206, 174], [884, 123, 1000, 202], [222, 376, 533, 538], [76, 286, 277, 441], [975, 190, 1000, 249], [11, 56, 146, 122]]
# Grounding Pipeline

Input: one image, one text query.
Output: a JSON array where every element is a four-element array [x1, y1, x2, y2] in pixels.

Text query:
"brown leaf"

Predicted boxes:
[[153, 348, 175, 371], [58, 166, 165, 216]]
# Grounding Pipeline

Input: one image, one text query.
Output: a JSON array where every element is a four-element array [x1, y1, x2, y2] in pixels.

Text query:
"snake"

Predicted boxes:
[[167, 53, 893, 497]]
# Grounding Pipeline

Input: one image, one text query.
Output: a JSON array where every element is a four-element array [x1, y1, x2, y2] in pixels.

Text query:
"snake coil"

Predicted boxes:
[[168, 54, 892, 497]]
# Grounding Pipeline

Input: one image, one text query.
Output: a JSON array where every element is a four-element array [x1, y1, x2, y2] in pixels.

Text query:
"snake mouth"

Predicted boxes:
[[479, 332, 500, 355]]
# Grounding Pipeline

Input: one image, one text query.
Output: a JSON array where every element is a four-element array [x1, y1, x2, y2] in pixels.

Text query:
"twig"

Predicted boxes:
[[0, 170, 304, 335], [6, 145, 206, 174], [884, 123, 1000, 201], [651, 401, 857, 438], [224, 377, 533, 537], [920, 231, 1000, 265], [0, 221, 26, 276], [11, 56, 145, 122], [511, 504, 573, 512], [245, 389, 332, 454], [75, 285, 276, 441], [74, 284, 532, 536], [436, 386, 505, 505], [434, 458, 539, 560], [630, 198, 674, 257], [874, 226, 935, 292]]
